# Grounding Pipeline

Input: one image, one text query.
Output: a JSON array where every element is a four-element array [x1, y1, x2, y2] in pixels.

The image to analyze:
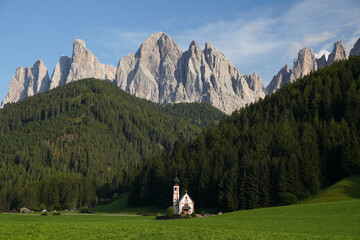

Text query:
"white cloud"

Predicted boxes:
[[315, 50, 330, 60], [303, 31, 338, 46], [88, 0, 360, 85]]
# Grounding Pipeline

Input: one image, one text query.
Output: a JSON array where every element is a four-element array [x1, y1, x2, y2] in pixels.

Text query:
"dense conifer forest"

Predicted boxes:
[[129, 56, 360, 211], [0, 79, 225, 211]]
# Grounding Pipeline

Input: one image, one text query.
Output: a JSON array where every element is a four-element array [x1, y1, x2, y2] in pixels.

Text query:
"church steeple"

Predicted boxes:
[[173, 176, 179, 185], [173, 175, 180, 214]]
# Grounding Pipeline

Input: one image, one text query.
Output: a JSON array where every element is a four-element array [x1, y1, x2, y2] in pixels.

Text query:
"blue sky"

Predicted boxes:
[[1, 0, 360, 102]]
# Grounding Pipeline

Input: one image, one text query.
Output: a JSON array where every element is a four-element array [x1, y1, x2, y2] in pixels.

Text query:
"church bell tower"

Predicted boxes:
[[173, 176, 180, 214]]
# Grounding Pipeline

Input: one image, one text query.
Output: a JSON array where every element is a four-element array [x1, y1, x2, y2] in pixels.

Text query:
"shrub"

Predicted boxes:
[[298, 190, 311, 201], [278, 192, 298, 205], [112, 193, 119, 200], [39, 203, 46, 211], [201, 211, 206, 216], [80, 206, 89, 213], [52, 212, 61, 216], [191, 212, 197, 218], [41, 213, 48, 216], [167, 206, 175, 217]]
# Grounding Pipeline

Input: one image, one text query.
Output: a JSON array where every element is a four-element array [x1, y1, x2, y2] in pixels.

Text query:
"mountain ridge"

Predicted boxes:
[[2, 33, 360, 113], [1, 33, 264, 114]]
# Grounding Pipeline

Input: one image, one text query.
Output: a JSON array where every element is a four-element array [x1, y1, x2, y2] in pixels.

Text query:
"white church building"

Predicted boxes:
[[173, 176, 194, 214]]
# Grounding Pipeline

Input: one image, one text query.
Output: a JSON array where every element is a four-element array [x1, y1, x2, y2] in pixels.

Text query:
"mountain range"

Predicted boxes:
[[2, 33, 360, 113]]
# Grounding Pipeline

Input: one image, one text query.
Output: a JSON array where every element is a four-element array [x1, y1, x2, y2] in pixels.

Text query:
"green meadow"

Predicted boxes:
[[308, 176, 360, 203], [89, 193, 155, 214], [1, 199, 359, 240]]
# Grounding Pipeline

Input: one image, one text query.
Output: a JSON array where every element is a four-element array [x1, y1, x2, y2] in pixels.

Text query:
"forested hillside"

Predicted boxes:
[[0, 79, 225, 211], [130, 56, 360, 211]]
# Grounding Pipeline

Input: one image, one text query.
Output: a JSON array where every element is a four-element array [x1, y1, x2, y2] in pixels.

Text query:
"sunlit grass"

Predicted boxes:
[[1, 199, 359, 239]]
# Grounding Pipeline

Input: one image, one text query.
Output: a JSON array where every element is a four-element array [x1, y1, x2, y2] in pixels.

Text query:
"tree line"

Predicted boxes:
[[0, 79, 224, 211], [129, 56, 360, 211]]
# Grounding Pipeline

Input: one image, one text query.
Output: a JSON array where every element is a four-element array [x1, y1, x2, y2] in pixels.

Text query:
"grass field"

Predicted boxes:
[[90, 193, 156, 214], [1, 199, 359, 239], [308, 176, 360, 203]]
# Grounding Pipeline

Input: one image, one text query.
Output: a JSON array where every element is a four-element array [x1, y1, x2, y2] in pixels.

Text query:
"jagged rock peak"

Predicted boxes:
[[1, 60, 50, 108], [187, 40, 203, 56], [265, 64, 292, 94], [350, 37, 360, 57], [135, 32, 182, 59], [245, 71, 264, 94], [64, 38, 116, 85], [189, 40, 200, 48], [74, 39, 86, 47], [291, 47, 317, 80], [50, 55, 71, 89], [327, 40, 347, 65], [204, 42, 215, 50], [316, 54, 327, 69]]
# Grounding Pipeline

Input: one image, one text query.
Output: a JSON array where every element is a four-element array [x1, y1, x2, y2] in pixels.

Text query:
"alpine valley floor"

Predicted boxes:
[[0, 199, 359, 240]]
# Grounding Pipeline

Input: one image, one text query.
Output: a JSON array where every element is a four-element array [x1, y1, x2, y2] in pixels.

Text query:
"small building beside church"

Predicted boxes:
[[173, 176, 194, 214], [20, 207, 32, 213]]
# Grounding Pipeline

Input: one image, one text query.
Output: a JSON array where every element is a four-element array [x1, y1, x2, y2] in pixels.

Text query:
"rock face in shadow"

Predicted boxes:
[[50, 55, 71, 89], [350, 37, 360, 57]]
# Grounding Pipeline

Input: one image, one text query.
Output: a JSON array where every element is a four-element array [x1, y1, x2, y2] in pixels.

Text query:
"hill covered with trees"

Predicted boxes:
[[129, 56, 360, 211], [0, 78, 225, 211]]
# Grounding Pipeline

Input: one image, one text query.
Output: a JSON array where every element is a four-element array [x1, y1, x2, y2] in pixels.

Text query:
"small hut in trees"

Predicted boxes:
[[20, 207, 32, 213]]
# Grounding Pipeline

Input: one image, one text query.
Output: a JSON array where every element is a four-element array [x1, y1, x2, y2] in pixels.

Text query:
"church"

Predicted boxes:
[[173, 176, 194, 214]]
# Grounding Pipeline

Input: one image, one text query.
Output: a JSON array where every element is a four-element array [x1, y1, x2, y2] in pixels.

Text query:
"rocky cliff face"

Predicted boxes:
[[50, 39, 116, 90], [65, 39, 116, 84], [266, 39, 349, 94], [3, 34, 359, 113], [316, 54, 327, 69], [1, 60, 50, 107], [291, 48, 318, 81], [266, 48, 318, 94], [327, 41, 347, 65], [350, 37, 360, 56], [265, 64, 292, 94], [114, 33, 265, 113], [50, 55, 71, 89], [2, 33, 264, 113]]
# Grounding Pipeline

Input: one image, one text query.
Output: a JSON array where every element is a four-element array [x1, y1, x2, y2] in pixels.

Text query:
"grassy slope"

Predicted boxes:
[[90, 194, 157, 214], [308, 176, 360, 203], [1, 200, 359, 239]]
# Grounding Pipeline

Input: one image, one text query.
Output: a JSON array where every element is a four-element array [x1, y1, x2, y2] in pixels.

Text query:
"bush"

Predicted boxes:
[[298, 190, 311, 201], [112, 193, 119, 200], [39, 203, 46, 211], [167, 206, 175, 217], [80, 206, 89, 213], [41, 213, 48, 216], [201, 211, 206, 216], [52, 212, 61, 216], [191, 212, 197, 218], [278, 192, 298, 205]]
